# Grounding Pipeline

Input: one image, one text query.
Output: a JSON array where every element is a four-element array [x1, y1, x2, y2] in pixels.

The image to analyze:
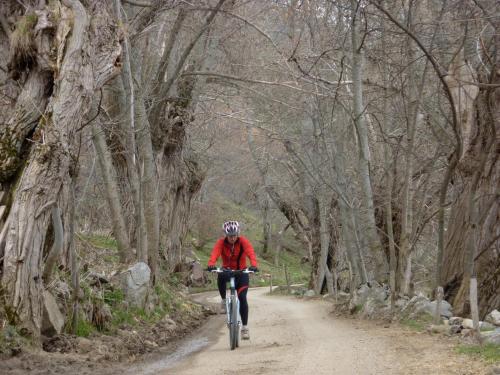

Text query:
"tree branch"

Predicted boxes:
[[122, 0, 151, 6]]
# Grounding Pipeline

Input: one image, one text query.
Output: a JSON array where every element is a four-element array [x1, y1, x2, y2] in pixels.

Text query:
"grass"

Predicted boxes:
[[456, 343, 500, 364], [74, 318, 94, 338], [401, 319, 426, 331], [79, 233, 118, 250], [105, 278, 193, 330]]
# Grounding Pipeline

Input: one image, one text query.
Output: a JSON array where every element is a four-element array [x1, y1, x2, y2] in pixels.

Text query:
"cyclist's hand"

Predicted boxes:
[[248, 266, 259, 273], [207, 265, 216, 272]]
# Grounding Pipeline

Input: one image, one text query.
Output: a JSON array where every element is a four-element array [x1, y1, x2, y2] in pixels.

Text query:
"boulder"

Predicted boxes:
[[485, 310, 500, 326], [481, 328, 500, 345], [351, 283, 388, 308], [189, 261, 206, 286], [427, 300, 453, 318], [462, 318, 474, 329], [304, 289, 316, 297], [481, 321, 496, 331], [401, 295, 452, 319], [120, 262, 151, 308], [42, 290, 65, 336], [449, 317, 463, 326]]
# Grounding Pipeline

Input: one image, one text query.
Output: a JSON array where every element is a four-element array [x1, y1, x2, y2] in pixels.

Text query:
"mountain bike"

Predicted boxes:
[[209, 267, 255, 350]]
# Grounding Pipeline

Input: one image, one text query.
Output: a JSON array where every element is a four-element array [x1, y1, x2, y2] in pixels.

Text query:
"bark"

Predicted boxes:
[[42, 205, 63, 285], [91, 123, 131, 262], [1, 0, 121, 338], [0, 69, 53, 182], [441, 9, 499, 317], [350, 0, 385, 280]]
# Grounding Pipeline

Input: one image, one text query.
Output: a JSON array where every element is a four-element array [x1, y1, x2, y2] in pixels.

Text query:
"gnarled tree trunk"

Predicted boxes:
[[0, 0, 120, 338]]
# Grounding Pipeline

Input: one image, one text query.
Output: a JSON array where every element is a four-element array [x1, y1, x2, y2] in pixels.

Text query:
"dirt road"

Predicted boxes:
[[158, 288, 489, 375]]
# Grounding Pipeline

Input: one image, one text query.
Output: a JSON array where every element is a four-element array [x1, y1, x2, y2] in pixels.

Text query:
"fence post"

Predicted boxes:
[[285, 265, 291, 294]]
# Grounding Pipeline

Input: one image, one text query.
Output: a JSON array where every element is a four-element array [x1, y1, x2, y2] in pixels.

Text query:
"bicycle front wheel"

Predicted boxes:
[[229, 294, 239, 350]]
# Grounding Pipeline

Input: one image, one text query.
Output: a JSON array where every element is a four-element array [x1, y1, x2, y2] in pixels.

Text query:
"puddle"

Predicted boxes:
[[129, 337, 209, 375]]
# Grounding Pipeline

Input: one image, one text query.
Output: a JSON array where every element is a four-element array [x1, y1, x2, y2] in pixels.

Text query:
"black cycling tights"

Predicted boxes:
[[217, 272, 250, 325]]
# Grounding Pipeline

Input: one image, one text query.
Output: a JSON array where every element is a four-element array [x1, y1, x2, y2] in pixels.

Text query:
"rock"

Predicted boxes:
[[401, 295, 453, 319], [462, 319, 495, 331], [449, 317, 463, 326], [449, 325, 462, 334], [120, 262, 151, 308], [481, 328, 500, 345], [53, 281, 71, 300], [304, 290, 315, 297], [144, 340, 158, 348], [427, 324, 449, 334], [487, 366, 500, 375], [462, 318, 474, 329], [480, 321, 496, 331], [42, 290, 65, 336], [76, 337, 94, 354], [89, 272, 110, 286], [427, 300, 453, 318], [395, 298, 409, 309], [485, 310, 500, 326], [189, 261, 206, 286], [351, 284, 388, 313]]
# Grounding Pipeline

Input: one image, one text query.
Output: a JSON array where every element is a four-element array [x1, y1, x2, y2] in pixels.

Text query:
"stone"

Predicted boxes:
[[485, 310, 500, 326], [480, 321, 496, 331], [481, 328, 500, 345], [449, 325, 462, 334], [427, 300, 453, 318], [462, 318, 474, 329], [304, 290, 316, 297], [449, 316, 463, 326], [76, 337, 94, 354], [53, 281, 71, 300], [120, 262, 151, 308], [42, 290, 65, 336], [189, 261, 206, 286]]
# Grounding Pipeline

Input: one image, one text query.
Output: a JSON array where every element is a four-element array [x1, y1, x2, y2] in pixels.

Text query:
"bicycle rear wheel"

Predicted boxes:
[[229, 293, 239, 350]]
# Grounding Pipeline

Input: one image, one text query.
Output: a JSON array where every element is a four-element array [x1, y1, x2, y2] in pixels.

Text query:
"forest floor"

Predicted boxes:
[[1, 287, 497, 375]]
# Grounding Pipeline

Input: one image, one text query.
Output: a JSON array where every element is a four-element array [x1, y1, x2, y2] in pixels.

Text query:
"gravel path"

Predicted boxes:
[[163, 288, 490, 375]]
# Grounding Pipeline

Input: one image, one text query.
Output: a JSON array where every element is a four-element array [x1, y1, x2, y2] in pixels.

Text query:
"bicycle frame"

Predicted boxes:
[[210, 267, 254, 350]]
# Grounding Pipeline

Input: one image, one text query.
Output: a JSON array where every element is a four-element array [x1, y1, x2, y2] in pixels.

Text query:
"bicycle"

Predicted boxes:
[[208, 267, 256, 350]]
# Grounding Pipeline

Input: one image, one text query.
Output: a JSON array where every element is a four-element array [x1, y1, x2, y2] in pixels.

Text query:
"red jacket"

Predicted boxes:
[[208, 235, 258, 270]]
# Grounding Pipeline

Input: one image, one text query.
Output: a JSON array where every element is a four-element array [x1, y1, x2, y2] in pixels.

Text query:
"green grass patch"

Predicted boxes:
[[456, 343, 500, 364], [74, 318, 95, 337], [103, 289, 125, 305], [401, 319, 426, 331], [79, 233, 118, 250]]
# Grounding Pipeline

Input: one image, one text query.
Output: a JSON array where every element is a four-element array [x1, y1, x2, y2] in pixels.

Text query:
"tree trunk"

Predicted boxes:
[[349, 0, 385, 280], [0, 0, 120, 338], [91, 123, 131, 262], [442, 13, 499, 317]]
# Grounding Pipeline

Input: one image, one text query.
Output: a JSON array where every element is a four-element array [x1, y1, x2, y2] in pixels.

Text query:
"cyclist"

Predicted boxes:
[[207, 220, 259, 340]]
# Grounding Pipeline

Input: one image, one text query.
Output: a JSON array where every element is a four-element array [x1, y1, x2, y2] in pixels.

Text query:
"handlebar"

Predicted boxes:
[[206, 267, 257, 274]]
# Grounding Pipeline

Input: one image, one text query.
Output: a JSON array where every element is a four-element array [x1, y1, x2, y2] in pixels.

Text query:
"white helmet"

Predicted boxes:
[[223, 221, 240, 236]]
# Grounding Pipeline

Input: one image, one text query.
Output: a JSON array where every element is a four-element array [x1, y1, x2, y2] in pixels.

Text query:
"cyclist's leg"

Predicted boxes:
[[236, 273, 250, 325], [217, 272, 229, 299]]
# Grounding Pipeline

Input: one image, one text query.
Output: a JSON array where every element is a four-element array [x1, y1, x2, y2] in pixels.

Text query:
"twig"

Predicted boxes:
[[76, 88, 103, 132]]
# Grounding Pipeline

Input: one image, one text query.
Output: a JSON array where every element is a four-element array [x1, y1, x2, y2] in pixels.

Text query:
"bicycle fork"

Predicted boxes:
[[226, 277, 240, 327]]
